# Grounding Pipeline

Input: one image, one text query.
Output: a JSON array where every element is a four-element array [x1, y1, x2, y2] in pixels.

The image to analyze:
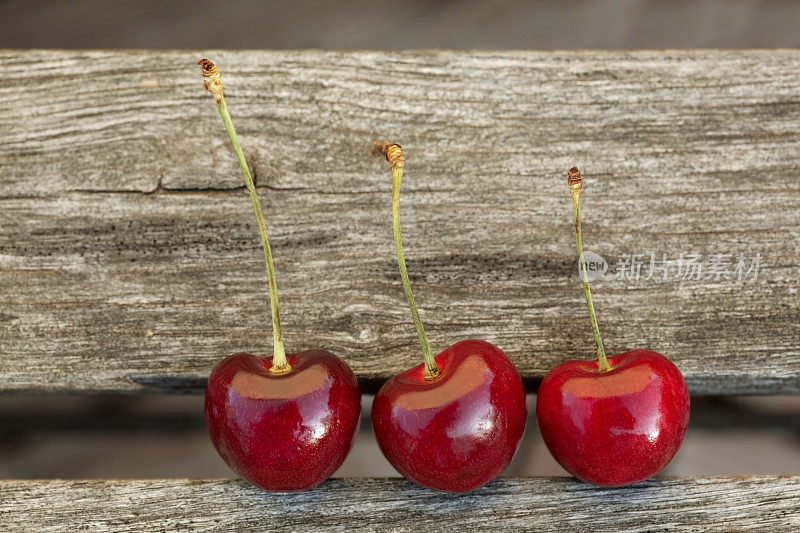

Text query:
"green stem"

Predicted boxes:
[[569, 170, 610, 372], [392, 165, 439, 379], [209, 85, 288, 374]]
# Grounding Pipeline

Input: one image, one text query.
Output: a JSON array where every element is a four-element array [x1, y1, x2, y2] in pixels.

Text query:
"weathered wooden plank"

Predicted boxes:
[[0, 50, 798, 394], [0, 477, 798, 532]]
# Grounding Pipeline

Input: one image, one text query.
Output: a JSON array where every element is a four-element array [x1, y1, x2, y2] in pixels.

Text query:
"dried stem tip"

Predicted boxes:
[[567, 166, 582, 191], [197, 58, 223, 100], [370, 141, 405, 172]]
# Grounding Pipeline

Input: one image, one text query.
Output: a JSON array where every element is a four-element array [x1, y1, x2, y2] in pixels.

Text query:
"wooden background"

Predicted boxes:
[[2, 0, 800, 49], [3, 477, 800, 531], [1, 48, 800, 531], [1, 50, 799, 395]]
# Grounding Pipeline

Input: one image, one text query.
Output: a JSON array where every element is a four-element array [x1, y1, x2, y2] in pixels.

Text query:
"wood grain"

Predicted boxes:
[[1, 50, 798, 394], [0, 477, 798, 531]]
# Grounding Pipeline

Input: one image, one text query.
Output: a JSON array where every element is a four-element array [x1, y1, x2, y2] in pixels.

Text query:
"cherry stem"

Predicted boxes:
[[199, 59, 289, 374], [371, 142, 439, 380], [567, 167, 610, 373]]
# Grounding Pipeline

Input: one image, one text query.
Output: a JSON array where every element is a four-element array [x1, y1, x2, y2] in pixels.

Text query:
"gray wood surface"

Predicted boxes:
[[1, 50, 799, 394], [0, 477, 798, 532]]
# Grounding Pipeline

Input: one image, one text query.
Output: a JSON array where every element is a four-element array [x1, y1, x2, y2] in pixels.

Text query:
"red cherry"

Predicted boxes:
[[372, 339, 527, 493], [536, 349, 689, 487], [370, 143, 526, 492], [198, 61, 360, 492], [205, 351, 361, 492], [537, 167, 691, 486]]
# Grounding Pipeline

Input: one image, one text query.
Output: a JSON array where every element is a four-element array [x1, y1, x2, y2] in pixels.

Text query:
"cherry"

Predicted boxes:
[[198, 59, 360, 492], [369, 142, 526, 493], [205, 351, 360, 492], [536, 167, 689, 487], [372, 339, 527, 493]]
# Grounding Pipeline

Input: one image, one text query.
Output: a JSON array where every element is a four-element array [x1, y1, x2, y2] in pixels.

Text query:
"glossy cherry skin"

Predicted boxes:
[[536, 349, 689, 487], [372, 339, 526, 493], [205, 350, 361, 492]]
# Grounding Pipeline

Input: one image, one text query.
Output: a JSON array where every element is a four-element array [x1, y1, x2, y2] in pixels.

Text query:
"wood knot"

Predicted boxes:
[[567, 166, 582, 191], [370, 141, 405, 171], [197, 58, 223, 99]]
